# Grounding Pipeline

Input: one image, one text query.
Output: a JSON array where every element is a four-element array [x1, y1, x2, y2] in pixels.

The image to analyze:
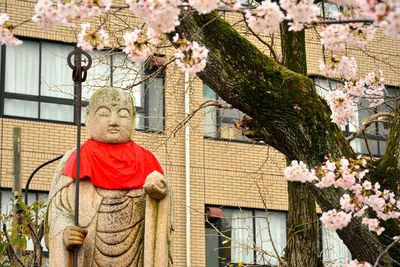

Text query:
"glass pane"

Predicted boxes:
[[83, 50, 111, 100], [147, 77, 164, 131], [135, 112, 145, 130], [5, 40, 39, 95], [40, 102, 74, 122], [379, 140, 387, 157], [4, 98, 38, 118], [353, 137, 379, 156], [81, 106, 87, 124], [203, 84, 218, 138], [321, 224, 351, 265], [41, 42, 74, 99], [112, 53, 143, 95], [255, 211, 287, 265], [1, 190, 13, 215], [205, 228, 220, 267], [230, 209, 254, 264]]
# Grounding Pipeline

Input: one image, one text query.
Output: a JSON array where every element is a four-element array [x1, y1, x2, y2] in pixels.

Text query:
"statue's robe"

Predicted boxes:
[[45, 149, 173, 267]]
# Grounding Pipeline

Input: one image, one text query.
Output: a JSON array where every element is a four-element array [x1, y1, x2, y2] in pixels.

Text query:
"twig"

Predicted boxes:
[[241, 13, 278, 62], [362, 131, 373, 160], [373, 237, 400, 267], [28, 222, 44, 267], [155, 99, 232, 150], [2, 224, 27, 267], [346, 113, 393, 142]]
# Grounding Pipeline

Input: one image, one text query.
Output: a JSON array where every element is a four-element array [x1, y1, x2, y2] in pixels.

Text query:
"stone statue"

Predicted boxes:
[[45, 88, 173, 267]]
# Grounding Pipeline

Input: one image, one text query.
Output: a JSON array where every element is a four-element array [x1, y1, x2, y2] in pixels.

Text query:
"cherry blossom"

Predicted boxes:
[[280, 0, 319, 31], [319, 55, 358, 80], [362, 218, 385, 235], [123, 29, 158, 62], [77, 23, 109, 51], [188, 0, 219, 14], [0, 13, 22, 46], [325, 89, 356, 126], [363, 70, 385, 107], [320, 209, 352, 230], [330, 259, 372, 267], [173, 34, 208, 74], [32, 0, 66, 30], [126, 0, 181, 36], [245, 0, 283, 34], [283, 160, 317, 183], [285, 155, 400, 237], [320, 24, 376, 52]]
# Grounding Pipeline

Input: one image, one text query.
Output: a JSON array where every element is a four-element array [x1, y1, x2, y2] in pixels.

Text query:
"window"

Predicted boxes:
[[206, 206, 287, 266], [317, 0, 341, 20], [0, 40, 165, 131], [203, 84, 247, 141], [320, 223, 352, 265], [312, 76, 396, 157]]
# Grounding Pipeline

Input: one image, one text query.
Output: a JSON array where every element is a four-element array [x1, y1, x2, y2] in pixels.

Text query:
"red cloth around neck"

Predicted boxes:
[[62, 139, 163, 190]]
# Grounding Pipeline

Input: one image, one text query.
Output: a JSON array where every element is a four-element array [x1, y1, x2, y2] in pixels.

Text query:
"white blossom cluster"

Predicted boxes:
[[0, 13, 22, 46]]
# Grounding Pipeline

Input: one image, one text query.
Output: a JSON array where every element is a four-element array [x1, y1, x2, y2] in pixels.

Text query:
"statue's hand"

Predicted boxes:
[[144, 171, 168, 200], [63, 225, 88, 251]]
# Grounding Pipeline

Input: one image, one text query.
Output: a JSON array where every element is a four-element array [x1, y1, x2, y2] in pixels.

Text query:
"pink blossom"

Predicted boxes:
[[174, 35, 208, 74], [283, 160, 317, 183], [280, 0, 319, 31], [319, 55, 358, 80], [332, 259, 372, 267], [326, 89, 356, 126], [0, 13, 22, 46], [189, 0, 219, 14], [362, 218, 384, 235], [123, 29, 157, 62], [32, 0, 66, 30], [77, 23, 109, 51], [126, 0, 181, 36], [320, 209, 352, 230], [245, 0, 283, 34]]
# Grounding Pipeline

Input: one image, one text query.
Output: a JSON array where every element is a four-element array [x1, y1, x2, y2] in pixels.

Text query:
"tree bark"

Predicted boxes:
[[171, 12, 398, 265], [279, 22, 321, 267]]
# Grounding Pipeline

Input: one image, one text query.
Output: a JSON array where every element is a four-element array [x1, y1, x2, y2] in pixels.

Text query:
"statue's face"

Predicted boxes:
[[87, 90, 134, 144]]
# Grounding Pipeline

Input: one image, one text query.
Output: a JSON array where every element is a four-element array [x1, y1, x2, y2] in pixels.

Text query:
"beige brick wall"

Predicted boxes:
[[1, 2, 400, 267]]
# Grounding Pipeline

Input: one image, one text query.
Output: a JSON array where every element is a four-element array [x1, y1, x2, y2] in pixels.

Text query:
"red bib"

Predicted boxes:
[[62, 139, 163, 190]]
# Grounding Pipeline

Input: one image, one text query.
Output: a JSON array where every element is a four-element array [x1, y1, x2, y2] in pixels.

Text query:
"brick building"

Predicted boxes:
[[0, 1, 400, 266]]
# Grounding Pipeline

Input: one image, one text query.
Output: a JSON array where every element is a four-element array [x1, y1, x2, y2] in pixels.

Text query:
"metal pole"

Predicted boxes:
[[73, 49, 82, 267], [67, 48, 91, 267]]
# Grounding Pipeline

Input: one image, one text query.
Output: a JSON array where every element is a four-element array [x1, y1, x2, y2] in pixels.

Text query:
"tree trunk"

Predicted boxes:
[[171, 12, 399, 264], [279, 22, 321, 267]]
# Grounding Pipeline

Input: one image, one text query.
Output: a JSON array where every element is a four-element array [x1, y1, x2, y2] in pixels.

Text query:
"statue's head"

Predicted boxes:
[[86, 88, 136, 144]]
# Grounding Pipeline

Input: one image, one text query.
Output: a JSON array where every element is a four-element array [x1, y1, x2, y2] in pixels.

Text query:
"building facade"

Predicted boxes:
[[1, 1, 400, 266]]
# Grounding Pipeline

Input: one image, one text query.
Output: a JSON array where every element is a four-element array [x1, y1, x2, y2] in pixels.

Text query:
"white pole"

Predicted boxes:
[[184, 72, 191, 267]]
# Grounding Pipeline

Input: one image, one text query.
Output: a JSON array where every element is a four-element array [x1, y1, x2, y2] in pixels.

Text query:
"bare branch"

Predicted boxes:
[[28, 222, 44, 267], [2, 224, 27, 267], [346, 113, 394, 142], [156, 99, 232, 150], [373, 238, 400, 267], [241, 13, 279, 62]]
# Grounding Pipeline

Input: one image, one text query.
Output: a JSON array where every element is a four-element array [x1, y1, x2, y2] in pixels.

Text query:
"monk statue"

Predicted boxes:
[[45, 87, 173, 266]]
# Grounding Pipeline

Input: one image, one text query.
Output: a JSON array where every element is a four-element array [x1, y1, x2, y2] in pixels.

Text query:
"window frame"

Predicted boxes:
[[205, 205, 288, 267], [0, 39, 166, 132], [0, 39, 88, 125]]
